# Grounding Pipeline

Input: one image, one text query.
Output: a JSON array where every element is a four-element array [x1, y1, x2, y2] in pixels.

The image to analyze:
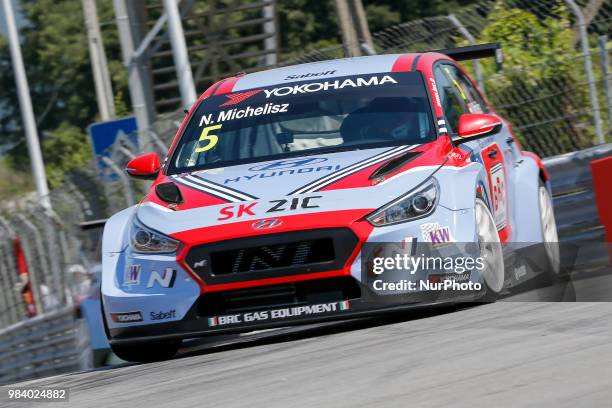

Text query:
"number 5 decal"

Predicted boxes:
[[195, 124, 222, 153]]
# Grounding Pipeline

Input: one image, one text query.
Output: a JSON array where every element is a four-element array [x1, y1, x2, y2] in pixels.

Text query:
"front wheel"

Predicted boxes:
[[538, 181, 561, 281], [110, 340, 181, 363], [475, 198, 504, 301]]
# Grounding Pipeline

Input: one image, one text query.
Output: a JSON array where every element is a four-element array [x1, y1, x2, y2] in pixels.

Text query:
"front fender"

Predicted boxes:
[[512, 155, 544, 242], [102, 205, 137, 254], [435, 162, 489, 211], [101, 206, 136, 300]]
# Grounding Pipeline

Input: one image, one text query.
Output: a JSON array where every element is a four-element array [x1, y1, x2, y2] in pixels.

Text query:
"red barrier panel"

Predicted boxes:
[[13, 238, 37, 317], [590, 155, 612, 270]]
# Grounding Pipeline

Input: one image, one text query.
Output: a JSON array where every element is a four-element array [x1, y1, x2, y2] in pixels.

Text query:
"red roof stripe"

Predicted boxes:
[[214, 76, 241, 95], [391, 54, 416, 72]]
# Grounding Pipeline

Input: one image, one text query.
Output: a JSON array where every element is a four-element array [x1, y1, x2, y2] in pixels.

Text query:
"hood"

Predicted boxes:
[[138, 139, 452, 236]]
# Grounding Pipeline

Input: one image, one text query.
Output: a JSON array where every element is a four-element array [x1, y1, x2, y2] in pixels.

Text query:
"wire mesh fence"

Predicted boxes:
[[0, 170, 107, 329], [0, 206, 73, 328], [290, 0, 611, 157]]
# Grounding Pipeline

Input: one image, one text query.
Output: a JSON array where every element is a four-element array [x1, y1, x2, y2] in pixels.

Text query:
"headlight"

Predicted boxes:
[[130, 217, 180, 253], [367, 178, 439, 226]]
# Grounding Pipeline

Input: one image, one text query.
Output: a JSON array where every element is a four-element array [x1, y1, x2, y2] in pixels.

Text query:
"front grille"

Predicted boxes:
[[185, 228, 359, 285], [198, 276, 361, 316], [211, 238, 334, 275]]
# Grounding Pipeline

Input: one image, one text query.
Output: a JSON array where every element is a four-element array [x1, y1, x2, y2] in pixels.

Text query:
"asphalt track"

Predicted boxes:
[[3, 269, 612, 408]]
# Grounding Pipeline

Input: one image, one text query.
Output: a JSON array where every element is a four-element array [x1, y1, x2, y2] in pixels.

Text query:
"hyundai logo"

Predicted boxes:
[[251, 218, 283, 230], [249, 157, 328, 171]]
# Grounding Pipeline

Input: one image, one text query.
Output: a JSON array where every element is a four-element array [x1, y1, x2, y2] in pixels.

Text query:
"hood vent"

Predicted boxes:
[[155, 182, 184, 204], [369, 151, 422, 180]]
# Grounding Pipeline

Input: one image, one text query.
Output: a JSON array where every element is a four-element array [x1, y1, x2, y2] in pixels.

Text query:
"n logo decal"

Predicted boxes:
[[147, 268, 177, 288]]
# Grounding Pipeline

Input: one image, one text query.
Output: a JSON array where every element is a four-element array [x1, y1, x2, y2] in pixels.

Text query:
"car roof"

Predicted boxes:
[[173, 52, 453, 167], [213, 52, 449, 93]]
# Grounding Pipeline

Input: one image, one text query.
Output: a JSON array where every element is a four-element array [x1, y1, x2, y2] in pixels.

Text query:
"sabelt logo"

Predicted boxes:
[[150, 309, 176, 321], [111, 311, 143, 323], [263, 75, 398, 98], [284, 69, 336, 80]]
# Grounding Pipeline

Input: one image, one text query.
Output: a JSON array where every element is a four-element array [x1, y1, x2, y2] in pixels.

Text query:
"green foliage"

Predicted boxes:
[[471, 2, 591, 153], [477, 2, 575, 87], [364, 4, 401, 33], [41, 122, 92, 188], [276, 0, 479, 58], [113, 88, 131, 118], [277, 1, 339, 54], [0, 0, 128, 184], [365, 0, 477, 22], [0, 158, 34, 199]]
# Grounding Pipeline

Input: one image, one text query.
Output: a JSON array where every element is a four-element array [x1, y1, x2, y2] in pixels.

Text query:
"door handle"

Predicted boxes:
[[506, 137, 515, 145], [487, 148, 499, 158]]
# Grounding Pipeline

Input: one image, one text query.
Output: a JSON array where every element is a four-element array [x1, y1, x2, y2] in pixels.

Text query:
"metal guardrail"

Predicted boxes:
[[544, 143, 612, 241], [0, 306, 81, 385]]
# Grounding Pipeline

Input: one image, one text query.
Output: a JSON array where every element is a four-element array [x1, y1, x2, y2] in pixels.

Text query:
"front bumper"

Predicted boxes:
[[107, 281, 476, 345], [103, 204, 483, 344]]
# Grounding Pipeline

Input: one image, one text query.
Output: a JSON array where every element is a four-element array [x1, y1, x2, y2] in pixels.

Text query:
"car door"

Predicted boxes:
[[433, 63, 513, 240]]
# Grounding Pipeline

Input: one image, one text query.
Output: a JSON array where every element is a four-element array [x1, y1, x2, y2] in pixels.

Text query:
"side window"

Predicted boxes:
[[441, 65, 488, 114], [434, 66, 465, 133]]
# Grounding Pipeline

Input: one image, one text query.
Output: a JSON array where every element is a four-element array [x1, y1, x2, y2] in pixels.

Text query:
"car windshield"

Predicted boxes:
[[167, 72, 435, 175]]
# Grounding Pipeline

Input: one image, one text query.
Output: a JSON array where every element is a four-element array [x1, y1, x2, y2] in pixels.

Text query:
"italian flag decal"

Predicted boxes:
[[208, 317, 218, 327], [339, 300, 350, 310]]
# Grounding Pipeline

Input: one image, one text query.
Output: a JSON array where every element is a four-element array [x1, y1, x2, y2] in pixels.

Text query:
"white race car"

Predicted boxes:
[[101, 45, 560, 361]]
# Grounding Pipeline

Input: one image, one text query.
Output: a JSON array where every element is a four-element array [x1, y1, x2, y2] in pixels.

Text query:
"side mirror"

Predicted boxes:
[[455, 113, 503, 144], [125, 153, 160, 180]]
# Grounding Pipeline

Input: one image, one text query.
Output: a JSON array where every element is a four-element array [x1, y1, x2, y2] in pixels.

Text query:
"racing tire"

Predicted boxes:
[[100, 293, 111, 339], [475, 198, 504, 302], [110, 340, 181, 363], [537, 180, 562, 283]]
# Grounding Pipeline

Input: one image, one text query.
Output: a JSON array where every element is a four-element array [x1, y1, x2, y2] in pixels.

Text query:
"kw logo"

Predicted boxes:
[[123, 264, 141, 286], [421, 223, 453, 245], [428, 228, 451, 244]]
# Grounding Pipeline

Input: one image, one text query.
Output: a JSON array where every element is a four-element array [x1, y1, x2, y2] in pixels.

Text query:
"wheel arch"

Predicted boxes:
[[101, 205, 136, 300], [102, 205, 137, 253], [435, 162, 491, 212], [513, 154, 546, 242]]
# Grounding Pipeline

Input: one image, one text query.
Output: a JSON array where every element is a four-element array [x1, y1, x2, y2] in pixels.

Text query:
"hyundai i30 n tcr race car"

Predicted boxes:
[[101, 45, 560, 361]]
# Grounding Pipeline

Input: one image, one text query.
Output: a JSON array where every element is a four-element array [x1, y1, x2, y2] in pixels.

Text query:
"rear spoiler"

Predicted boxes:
[[80, 219, 107, 230], [430, 43, 503, 70]]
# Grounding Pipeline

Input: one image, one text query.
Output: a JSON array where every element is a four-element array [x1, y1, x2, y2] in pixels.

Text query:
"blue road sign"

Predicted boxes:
[[88, 116, 138, 182]]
